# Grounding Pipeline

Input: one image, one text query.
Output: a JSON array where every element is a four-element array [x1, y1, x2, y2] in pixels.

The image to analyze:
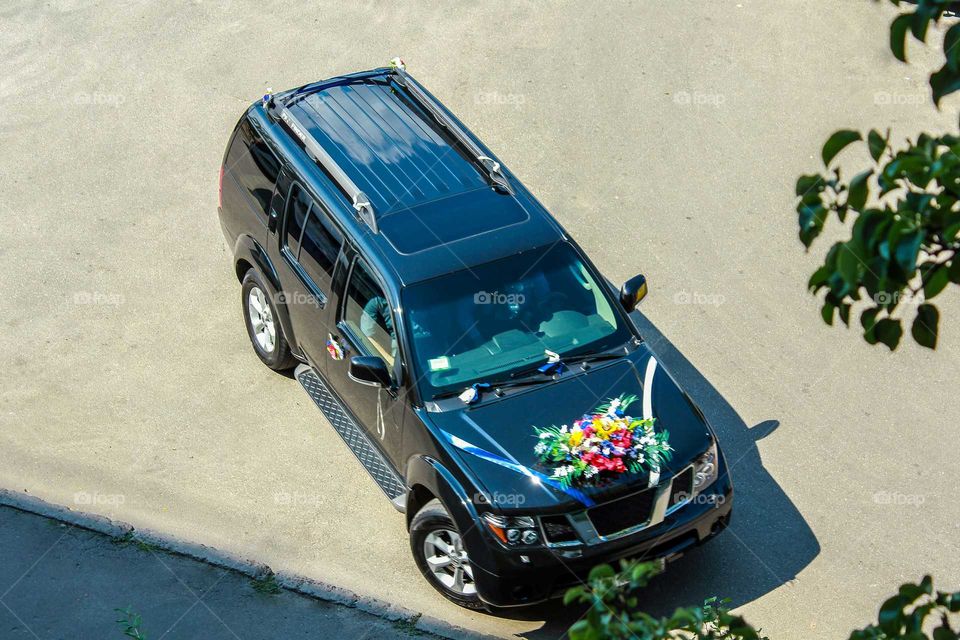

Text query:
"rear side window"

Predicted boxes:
[[225, 119, 280, 220], [284, 184, 311, 256], [299, 198, 343, 283]]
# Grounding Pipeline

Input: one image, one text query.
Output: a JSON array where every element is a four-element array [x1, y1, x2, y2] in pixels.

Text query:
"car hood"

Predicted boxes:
[[426, 344, 714, 513]]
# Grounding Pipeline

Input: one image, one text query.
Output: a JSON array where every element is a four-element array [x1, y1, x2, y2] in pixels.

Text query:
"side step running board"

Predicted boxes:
[[295, 365, 406, 511]]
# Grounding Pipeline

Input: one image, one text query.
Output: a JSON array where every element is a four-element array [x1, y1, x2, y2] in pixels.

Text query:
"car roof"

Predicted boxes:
[[263, 67, 566, 286]]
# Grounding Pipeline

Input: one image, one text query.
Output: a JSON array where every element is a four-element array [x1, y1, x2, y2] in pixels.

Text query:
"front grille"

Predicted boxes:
[[587, 487, 656, 537], [668, 467, 694, 510], [541, 515, 579, 544]]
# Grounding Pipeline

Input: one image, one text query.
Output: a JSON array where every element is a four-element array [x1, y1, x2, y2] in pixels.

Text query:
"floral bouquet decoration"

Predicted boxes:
[[533, 394, 671, 488]]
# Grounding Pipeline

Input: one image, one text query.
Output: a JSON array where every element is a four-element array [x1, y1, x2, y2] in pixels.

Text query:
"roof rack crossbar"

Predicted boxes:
[[277, 106, 378, 234], [388, 63, 513, 194]]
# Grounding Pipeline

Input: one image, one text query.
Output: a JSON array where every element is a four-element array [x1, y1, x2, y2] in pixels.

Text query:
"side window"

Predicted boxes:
[[343, 260, 396, 372], [299, 199, 343, 284], [228, 119, 280, 219], [284, 184, 311, 256]]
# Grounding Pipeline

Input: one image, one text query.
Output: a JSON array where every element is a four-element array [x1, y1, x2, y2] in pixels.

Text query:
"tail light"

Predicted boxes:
[[218, 165, 224, 209]]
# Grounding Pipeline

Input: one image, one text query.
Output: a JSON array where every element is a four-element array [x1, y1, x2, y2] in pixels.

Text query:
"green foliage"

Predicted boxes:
[[563, 566, 959, 640], [115, 606, 148, 639], [796, 0, 960, 349], [562, 560, 767, 640], [848, 575, 960, 639]]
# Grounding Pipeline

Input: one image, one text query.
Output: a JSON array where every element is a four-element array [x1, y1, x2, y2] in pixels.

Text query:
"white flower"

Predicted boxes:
[[584, 466, 598, 477], [552, 465, 575, 478], [534, 442, 547, 455], [606, 398, 621, 417], [539, 432, 552, 440]]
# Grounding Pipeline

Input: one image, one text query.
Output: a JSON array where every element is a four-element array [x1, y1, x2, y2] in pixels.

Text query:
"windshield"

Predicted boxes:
[[401, 243, 633, 399]]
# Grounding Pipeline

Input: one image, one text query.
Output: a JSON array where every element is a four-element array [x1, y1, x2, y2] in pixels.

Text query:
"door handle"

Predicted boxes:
[[267, 209, 279, 232]]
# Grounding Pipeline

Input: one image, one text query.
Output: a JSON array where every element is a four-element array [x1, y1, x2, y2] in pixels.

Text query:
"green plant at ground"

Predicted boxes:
[[113, 531, 159, 553], [251, 570, 282, 595], [563, 561, 959, 639], [796, 0, 960, 350], [115, 606, 147, 639], [562, 560, 767, 639]]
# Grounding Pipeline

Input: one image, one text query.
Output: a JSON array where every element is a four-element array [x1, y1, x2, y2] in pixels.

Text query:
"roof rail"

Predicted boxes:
[[266, 59, 512, 234], [275, 104, 379, 233], [387, 58, 513, 194]]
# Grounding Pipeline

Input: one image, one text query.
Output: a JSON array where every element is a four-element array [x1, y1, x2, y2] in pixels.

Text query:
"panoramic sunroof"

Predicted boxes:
[[378, 188, 529, 254]]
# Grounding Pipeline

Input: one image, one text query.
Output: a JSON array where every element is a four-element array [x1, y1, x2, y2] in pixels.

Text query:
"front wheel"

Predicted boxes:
[[409, 500, 483, 610], [241, 270, 296, 371]]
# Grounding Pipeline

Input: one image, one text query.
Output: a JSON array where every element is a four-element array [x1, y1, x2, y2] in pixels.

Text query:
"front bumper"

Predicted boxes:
[[469, 472, 733, 607]]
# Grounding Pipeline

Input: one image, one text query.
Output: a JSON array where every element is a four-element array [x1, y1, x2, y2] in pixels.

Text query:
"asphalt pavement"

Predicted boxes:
[[0, 505, 440, 639]]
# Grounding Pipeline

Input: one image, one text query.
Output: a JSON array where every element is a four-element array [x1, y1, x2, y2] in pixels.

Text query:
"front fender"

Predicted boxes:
[[405, 455, 500, 572]]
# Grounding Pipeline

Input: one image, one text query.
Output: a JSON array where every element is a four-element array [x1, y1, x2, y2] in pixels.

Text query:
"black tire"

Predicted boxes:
[[241, 269, 297, 371], [410, 499, 484, 610]]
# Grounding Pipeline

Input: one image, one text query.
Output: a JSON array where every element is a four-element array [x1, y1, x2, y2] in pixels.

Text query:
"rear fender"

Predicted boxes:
[[233, 234, 299, 354]]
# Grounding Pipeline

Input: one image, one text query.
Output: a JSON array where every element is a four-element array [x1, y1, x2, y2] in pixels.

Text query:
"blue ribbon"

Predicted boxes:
[[537, 360, 568, 376], [440, 430, 595, 507], [461, 382, 491, 405]]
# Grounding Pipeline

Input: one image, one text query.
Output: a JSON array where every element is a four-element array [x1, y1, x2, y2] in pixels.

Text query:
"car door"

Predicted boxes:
[[277, 181, 344, 369], [323, 250, 406, 467]]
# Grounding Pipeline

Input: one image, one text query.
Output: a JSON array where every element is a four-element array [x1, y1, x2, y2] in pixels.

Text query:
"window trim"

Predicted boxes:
[[282, 182, 310, 257], [337, 255, 403, 385]]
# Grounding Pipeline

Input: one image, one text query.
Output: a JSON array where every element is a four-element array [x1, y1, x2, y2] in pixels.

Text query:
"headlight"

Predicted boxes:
[[692, 440, 719, 495], [482, 513, 541, 547]]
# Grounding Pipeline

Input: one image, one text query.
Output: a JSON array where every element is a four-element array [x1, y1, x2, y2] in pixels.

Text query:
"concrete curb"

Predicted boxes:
[[0, 489, 495, 640]]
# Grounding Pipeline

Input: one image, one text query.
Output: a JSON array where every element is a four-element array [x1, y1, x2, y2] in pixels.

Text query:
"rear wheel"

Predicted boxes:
[[241, 270, 296, 371], [410, 500, 483, 610]]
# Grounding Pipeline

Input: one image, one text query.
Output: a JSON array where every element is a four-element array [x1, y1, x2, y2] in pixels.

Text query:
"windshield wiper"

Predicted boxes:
[[561, 351, 627, 367], [430, 376, 553, 403], [509, 350, 626, 380]]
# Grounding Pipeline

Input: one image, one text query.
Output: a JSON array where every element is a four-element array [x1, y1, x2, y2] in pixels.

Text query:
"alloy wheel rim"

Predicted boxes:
[[247, 286, 276, 353], [423, 529, 476, 596]]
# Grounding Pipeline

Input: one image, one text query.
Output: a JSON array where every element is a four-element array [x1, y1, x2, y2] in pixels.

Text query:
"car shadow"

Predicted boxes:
[[491, 310, 820, 638]]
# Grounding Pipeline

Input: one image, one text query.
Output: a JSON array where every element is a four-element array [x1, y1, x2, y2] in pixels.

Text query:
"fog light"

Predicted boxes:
[[506, 528, 521, 543], [521, 530, 539, 545]]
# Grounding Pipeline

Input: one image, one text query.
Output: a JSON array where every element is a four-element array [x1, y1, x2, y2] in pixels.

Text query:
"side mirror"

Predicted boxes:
[[619, 274, 648, 312], [348, 355, 391, 388]]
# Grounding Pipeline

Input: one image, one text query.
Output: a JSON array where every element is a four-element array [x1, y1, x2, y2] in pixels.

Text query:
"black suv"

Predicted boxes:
[[217, 60, 732, 610]]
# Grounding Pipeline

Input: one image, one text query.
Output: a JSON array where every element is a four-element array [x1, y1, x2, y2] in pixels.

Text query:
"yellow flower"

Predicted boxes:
[[593, 417, 618, 440], [568, 430, 584, 447]]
